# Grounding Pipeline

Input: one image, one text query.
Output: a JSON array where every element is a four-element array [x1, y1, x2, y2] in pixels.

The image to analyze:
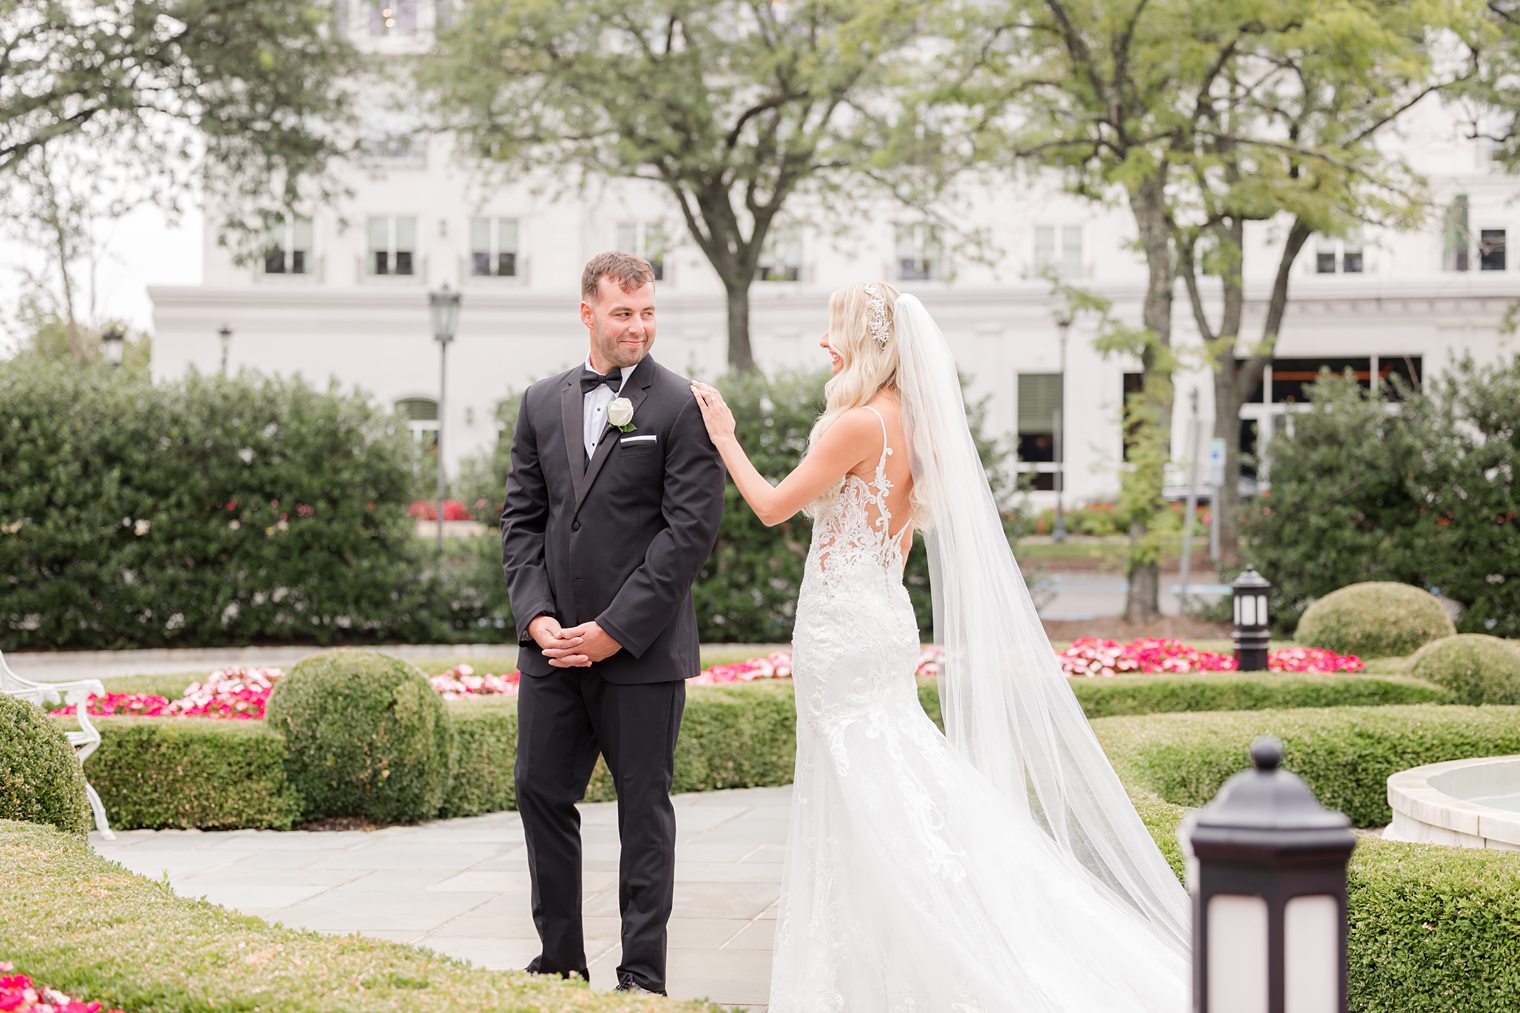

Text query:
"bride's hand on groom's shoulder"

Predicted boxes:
[[690, 382, 736, 446]]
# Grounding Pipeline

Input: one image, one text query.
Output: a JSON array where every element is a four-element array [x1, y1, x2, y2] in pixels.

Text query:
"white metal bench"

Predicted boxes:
[[0, 650, 114, 839]]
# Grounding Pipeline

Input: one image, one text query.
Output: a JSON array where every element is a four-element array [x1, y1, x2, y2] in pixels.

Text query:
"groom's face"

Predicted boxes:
[[582, 277, 657, 372]]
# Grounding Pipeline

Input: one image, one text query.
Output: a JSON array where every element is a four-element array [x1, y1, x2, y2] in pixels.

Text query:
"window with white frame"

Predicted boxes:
[[1015, 372, 1063, 492], [757, 227, 802, 282], [471, 217, 519, 277], [396, 397, 438, 450], [1315, 231, 1363, 274], [616, 221, 667, 280], [1480, 228, 1507, 271], [894, 223, 943, 281], [368, 216, 416, 276], [263, 214, 313, 275], [367, 0, 417, 36], [1034, 225, 1083, 278], [1235, 354, 1422, 484]]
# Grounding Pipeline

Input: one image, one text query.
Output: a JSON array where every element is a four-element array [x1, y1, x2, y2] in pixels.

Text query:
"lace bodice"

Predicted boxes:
[[805, 406, 909, 588]]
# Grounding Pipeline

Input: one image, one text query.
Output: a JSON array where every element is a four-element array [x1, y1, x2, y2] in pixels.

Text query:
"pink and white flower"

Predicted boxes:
[[51, 640, 1364, 722], [0, 962, 127, 1013]]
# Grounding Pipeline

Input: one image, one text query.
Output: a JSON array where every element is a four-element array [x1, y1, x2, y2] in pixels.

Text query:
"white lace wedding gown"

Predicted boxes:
[[770, 407, 1188, 1012]]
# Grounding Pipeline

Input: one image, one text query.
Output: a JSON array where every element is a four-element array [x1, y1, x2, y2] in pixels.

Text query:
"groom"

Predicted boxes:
[[500, 251, 725, 995]]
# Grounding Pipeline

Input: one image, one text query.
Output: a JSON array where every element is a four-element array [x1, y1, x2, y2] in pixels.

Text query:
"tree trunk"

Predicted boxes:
[[1124, 178, 1175, 623], [1126, 537, 1161, 620], [1216, 218, 1310, 561], [1212, 371, 1242, 564], [725, 279, 755, 373]]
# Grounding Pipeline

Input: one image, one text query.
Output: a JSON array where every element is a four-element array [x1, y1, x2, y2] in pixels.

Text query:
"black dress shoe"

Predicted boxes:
[[614, 978, 666, 996]]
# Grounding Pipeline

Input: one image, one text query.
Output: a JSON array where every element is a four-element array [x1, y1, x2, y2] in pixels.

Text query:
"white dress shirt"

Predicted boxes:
[[582, 357, 636, 459]]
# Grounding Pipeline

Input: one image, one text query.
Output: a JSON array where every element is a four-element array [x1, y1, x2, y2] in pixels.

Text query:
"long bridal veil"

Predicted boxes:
[[894, 293, 1190, 953]]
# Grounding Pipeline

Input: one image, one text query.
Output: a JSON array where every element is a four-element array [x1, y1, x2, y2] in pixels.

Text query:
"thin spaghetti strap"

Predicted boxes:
[[861, 405, 891, 470]]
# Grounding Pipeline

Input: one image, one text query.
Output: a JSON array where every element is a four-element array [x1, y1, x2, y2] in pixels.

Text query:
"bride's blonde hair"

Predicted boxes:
[[809, 281, 903, 449]]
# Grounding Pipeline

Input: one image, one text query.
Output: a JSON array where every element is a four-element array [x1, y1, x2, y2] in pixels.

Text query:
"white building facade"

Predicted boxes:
[[149, 7, 1520, 507]]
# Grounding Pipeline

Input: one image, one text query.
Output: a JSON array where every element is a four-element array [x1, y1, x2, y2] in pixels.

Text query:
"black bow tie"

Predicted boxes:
[[580, 367, 623, 394]]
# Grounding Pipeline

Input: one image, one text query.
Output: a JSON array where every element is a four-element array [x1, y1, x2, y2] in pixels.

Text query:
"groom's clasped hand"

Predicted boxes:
[[525, 614, 621, 668]]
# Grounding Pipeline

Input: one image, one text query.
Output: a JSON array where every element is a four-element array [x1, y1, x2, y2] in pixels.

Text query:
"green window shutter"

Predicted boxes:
[[397, 398, 438, 422], [1017, 373, 1063, 435]]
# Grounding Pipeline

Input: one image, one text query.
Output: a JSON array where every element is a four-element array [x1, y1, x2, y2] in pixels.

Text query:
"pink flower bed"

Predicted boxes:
[[0, 963, 126, 1013], [1266, 646, 1366, 674], [429, 665, 520, 699], [52, 639, 1362, 720], [1056, 637, 1364, 677], [687, 650, 793, 686], [51, 668, 282, 722], [166, 667, 282, 719]]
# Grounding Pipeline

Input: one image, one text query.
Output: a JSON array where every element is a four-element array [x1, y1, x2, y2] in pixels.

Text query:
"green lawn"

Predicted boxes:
[[1016, 534, 1198, 566]]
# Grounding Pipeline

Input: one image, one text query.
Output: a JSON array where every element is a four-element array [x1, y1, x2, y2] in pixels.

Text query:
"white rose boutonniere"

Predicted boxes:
[[607, 397, 637, 433]]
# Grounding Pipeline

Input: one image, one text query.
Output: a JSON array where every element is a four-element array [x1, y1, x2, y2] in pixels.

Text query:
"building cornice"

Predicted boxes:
[[150, 273, 1520, 318]]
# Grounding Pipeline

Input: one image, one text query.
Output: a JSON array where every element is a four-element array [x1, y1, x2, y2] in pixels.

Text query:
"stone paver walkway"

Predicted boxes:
[[91, 786, 790, 1010]]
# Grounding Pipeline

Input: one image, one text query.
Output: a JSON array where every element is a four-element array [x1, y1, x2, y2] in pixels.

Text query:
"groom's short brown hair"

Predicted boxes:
[[581, 251, 656, 302]]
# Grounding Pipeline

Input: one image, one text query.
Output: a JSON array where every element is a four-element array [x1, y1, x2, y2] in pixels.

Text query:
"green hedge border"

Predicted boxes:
[[17, 699, 1520, 1011], [75, 672, 1446, 830], [23, 680, 1520, 1011], [1094, 705, 1520, 1012], [0, 819, 712, 1013]]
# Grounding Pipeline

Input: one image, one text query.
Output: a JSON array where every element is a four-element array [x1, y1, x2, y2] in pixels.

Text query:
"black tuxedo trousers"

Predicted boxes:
[[500, 357, 724, 991]]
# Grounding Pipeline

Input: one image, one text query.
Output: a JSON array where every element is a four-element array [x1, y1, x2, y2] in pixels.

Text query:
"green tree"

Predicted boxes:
[[951, 0, 1487, 618], [9, 305, 151, 376], [1410, 357, 1520, 638], [1172, 1, 1485, 562], [1, 0, 360, 251], [1242, 359, 1520, 637], [1238, 372, 1423, 632], [952, 0, 1268, 619], [420, 0, 950, 371], [3, 145, 151, 373]]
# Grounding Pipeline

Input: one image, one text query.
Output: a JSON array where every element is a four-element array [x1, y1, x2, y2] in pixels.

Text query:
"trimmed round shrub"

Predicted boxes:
[[0, 694, 88, 835], [1409, 634, 1520, 705], [1295, 581, 1455, 658], [265, 650, 457, 823]]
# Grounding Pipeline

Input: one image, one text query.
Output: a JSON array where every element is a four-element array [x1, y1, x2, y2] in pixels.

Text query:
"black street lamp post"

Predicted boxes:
[[1052, 314, 1071, 543], [217, 324, 233, 376], [1181, 736, 1356, 1013], [101, 327, 125, 369], [1232, 566, 1272, 672], [429, 284, 462, 551]]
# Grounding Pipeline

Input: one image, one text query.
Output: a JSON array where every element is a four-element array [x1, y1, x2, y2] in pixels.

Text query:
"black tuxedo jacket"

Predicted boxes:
[[500, 357, 725, 684]]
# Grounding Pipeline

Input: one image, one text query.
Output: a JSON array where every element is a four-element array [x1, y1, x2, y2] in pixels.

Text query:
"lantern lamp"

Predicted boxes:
[[1232, 566, 1272, 672], [1181, 736, 1356, 1013]]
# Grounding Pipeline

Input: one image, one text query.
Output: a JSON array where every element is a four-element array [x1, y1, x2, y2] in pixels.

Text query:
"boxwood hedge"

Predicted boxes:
[[1094, 704, 1520, 828], [0, 819, 712, 1013], [0, 360, 448, 650], [78, 672, 1448, 830], [17, 700, 1520, 1011], [84, 718, 301, 830], [1094, 706, 1520, 1013], [0, 694, 89, 835], [1408, 633, 1520, 705], [267, 650, 457, 823], [1295, 582, 1457, 659]]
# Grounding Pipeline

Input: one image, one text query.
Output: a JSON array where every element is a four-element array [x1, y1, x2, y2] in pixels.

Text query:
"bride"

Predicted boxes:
[[689, 283, 1190, 1010]]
